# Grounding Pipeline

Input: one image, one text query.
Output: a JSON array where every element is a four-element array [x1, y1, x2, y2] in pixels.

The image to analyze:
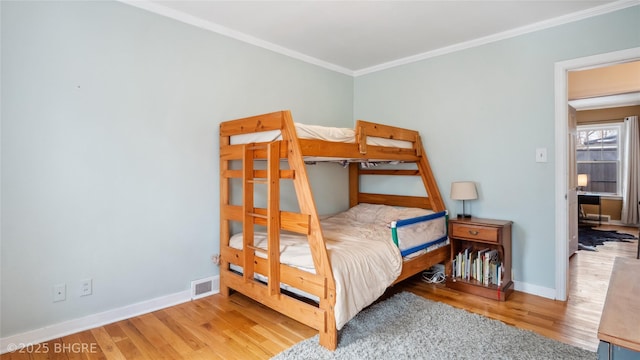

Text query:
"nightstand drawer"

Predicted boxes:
[[451, 224, 499, 243]]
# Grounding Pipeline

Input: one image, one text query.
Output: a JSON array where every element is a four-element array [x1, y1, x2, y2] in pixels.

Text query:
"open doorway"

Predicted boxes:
[[554, 47, 640, 301]]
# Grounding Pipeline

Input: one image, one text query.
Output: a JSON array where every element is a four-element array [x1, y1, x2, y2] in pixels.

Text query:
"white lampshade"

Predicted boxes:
[[450, 181, 478, 200], [577, 174, 588, 187]]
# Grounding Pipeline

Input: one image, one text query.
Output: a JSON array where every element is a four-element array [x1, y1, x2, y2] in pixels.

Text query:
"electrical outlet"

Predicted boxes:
[[53, 283, 66, 302], [80, 279, 92, 297]]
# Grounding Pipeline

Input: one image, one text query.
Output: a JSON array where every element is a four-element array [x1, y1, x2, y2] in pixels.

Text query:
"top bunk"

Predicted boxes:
[[219, 110, 445, 212], [219, 110, 426, 163]]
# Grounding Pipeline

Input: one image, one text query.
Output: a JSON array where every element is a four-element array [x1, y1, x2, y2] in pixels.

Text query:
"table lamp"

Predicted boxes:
[[450, 181, 478, 218], [577, 174, 588, 191]]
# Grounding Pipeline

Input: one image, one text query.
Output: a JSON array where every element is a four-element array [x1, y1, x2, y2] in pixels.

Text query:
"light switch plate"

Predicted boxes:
[[536, 148, 547, 163]]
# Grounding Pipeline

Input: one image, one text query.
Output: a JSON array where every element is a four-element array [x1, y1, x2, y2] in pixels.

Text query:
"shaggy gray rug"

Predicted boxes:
[[272, 292, 595, 360]]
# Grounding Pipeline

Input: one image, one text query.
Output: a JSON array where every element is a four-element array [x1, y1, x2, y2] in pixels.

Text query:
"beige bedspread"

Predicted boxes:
[[229, 203, 434, 329]]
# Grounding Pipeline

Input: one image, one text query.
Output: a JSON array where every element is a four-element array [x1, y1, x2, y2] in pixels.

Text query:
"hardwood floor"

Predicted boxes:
[[2, 226, 638, 359]]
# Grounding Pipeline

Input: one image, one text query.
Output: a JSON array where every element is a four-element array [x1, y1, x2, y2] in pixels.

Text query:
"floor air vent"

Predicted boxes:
[[191, 276, 216, 300]]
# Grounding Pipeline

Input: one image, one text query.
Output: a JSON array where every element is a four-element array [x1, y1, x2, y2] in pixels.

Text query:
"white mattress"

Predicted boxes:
[[228, 203, 446, 330], [229, 122, 412, 149]]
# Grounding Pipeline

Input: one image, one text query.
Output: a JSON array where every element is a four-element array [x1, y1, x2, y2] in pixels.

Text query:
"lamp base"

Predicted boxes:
[[457, 214, 472, 219]]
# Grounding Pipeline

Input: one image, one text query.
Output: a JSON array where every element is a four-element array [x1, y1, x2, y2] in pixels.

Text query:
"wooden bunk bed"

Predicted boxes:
[[219, 110, 449, 350]]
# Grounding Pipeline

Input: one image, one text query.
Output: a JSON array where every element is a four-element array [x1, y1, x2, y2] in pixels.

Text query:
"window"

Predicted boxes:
[[576, 123, 623, 196]]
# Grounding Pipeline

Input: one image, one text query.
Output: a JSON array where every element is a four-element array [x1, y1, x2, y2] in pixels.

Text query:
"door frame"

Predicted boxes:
[[554, 47, 640, 301]]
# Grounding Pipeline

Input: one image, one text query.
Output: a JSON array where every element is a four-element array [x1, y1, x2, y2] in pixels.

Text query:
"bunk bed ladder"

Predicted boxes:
[[242, 141, 282, 296]]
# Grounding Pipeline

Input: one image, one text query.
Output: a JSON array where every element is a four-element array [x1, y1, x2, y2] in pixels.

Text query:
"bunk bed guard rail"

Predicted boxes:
[[391, 210, 448, 257]]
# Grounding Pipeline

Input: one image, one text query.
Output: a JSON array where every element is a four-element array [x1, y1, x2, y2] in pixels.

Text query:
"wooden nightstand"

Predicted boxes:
[[446, 217, 514, 301]]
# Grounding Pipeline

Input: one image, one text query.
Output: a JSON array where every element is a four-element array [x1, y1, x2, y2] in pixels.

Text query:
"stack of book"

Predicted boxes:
[[452, 247, 503, 286]]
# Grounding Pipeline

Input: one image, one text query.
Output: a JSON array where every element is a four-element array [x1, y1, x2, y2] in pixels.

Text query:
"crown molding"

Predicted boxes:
[[120, 0, 638, 78], [353, 0, 640, 76], [119, 0, 355, 77]]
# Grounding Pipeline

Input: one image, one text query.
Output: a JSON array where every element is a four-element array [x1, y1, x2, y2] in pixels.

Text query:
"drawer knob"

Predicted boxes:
[[468, 230, 479, 235]]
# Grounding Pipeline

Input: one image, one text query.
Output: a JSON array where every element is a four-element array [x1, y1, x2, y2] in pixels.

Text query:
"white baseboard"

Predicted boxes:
[[0, 275, 554, 354], [514, 280, 556, 300], [0, 283, 219, 355]]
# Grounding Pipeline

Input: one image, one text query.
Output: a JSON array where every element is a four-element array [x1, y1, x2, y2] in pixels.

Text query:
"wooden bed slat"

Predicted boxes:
[[220, 142, 289, 161], [356, 120, 419, 142], [220, 111, 284, 137], [358, 193, 433, 210], [220, 143, 287, 161], [247, 245, 267, 254], [359, 169, 420, 176], [221, 269, 326, 331], [221, 205, 310, 234], [223, 169, 295, 180], [298, 139, 418, 160], [222, 137, 418, 162], [221, 250, 326, 298], [248, 212, 268, 220], [221, 246, 241, 264], [255, 258, 326, 298]]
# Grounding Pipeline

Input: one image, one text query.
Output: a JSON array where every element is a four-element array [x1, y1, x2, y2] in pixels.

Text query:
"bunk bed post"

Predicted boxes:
[[279, 110, 338, 350], [242, 145, 256, 282], [219, 130, 231, 297], [266, 141, 281, 296], [348, 163, 359, 208]]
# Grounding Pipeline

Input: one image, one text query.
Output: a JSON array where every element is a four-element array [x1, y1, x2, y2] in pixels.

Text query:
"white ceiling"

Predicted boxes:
[[126, 1, 637, 76]]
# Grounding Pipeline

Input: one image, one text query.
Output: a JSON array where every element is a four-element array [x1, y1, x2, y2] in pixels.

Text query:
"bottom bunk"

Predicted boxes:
[[219, 203, 450, 348]]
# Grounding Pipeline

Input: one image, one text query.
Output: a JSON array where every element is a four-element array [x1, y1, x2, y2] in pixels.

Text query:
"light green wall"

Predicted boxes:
[[354, 6, 640, 289], [0, 1, 352, 337]]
